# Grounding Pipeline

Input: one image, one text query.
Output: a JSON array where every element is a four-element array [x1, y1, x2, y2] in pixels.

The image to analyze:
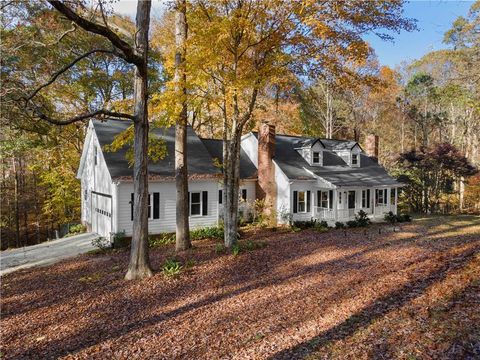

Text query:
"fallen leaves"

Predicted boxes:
[[1, 216, 479, 359]]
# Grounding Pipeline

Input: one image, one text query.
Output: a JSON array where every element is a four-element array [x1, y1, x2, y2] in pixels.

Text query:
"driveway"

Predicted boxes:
[[0, 232, 98, 276]]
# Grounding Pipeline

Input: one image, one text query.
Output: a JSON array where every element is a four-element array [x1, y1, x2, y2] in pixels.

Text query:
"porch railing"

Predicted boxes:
[[315, 207, 335, 220], [373, 204, 396, 216]]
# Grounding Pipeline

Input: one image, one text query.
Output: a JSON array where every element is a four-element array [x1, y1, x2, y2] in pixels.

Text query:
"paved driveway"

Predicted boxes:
[[1, 233, 98, 276]]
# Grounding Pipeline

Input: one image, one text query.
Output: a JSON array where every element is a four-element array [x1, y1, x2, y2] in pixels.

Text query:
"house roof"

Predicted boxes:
[[253, 132, 401, 187], [92, 119, 221, 179], [201, 138, 257, 179]]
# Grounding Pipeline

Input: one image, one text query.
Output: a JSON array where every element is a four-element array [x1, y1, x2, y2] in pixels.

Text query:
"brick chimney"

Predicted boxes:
[[365, 134, 379, 160], [257, 122, 276, 223]]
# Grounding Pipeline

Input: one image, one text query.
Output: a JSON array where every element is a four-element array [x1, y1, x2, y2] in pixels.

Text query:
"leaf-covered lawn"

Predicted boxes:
[[1, 216, 479, 359]]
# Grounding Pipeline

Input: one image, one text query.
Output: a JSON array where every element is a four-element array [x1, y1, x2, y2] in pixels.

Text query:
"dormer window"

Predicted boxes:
[[352, 153, 359, 166], [313, 151, 320, 164]]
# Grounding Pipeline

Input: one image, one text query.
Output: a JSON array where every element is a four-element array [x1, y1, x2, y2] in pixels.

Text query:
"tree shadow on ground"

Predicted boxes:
[[2, 219, 479, 359], [17, 227, 480, 358], [269, 248, 479, 359]]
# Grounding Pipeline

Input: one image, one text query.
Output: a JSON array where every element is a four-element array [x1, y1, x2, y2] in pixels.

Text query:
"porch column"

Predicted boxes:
[[394, 187, 398, 215], [333, 189, 337, 221], [372, 188, 376, 218]]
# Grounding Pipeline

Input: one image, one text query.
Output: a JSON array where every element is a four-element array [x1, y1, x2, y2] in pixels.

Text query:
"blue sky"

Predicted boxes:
[[112, 0, 474, 68], [365, 0, 474, 68]]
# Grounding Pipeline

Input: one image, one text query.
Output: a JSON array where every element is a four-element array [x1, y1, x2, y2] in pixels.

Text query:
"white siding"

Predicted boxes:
[[78, 124, 114, 229], [116, 180, 219, 236], [290, 181, 317, 221], [241, 133, 258, 167], [274, 161, 291, 224]]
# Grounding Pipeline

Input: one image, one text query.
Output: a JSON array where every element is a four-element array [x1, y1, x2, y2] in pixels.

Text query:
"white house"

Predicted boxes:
[[77, 119, 402, 238], [241, 123, 402, 225]]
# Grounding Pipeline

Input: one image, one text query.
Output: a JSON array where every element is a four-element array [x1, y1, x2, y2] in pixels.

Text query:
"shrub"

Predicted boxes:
[[149, 233, 175, 247], [91, 236, 110, 251], [68, 223, 86, 235], [346, 220, 359, 228], [384, 211, 397, 225], [397, 213, 412, 222], [335, 222, 345, 229], [113, 231, 129, 248], [319, 220, 329, 228], [161, 258, 183, 278], [384, 212, 412, 224], [292, 219, 317, 229], [355, 210, 371, 227], [190, 226, 224, 240]]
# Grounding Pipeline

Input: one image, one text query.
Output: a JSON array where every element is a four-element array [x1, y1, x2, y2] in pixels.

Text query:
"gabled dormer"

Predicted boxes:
[[332, 143, 361, 167], [294, 138, 325, 166]]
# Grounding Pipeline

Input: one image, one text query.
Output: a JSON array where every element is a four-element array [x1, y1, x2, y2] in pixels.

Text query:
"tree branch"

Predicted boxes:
[[30, 106, 134, 125], [25, 49, 120, 102], [48, 1, 142, 66]]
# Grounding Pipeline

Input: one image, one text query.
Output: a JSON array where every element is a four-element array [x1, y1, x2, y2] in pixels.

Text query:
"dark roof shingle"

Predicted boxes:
[[93, 119, 221, 179], [252, 132, 401, 187], [201, 138, 257, 179]]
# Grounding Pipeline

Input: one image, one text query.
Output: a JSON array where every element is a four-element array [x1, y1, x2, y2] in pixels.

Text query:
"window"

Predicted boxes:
[[94, 146, 98, 165], [339, 192, 342, 204], [312, 151, 320, 164], [351, 153, 359, 166], [376, 189, 387, 205], [390, 188, 396, 205], [190, 192, 202, 216], [320, 191, 329, 208], [218, 189, 223, 204], [297, 191, 307, 212], [362, 189, 370, 208], [84, 189, 88, 201], [241, 189, 247, 201], [130, 192, 160, 221]]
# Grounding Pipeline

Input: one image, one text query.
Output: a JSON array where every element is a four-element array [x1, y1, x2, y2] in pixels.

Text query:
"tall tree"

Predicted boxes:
[[16, 0, 154, 279], [174, 0, 190, 251], [186, 0, 415, 247]]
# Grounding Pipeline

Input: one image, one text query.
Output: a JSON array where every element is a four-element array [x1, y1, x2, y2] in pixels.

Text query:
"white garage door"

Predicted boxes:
[[92, 192, 112, 238]]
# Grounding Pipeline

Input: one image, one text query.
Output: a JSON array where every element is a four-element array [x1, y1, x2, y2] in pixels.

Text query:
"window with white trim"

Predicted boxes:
[[319, 191, 329, 208], [94, 146, 98, 165], [376, 189, 387, 205], [339, 192, 342, 204], [190, 192, 202, 216], [312, 151, 320, 164], [362, 189, 370, 208], [297, 191, 307, 213], [351, 153, 359, 166]]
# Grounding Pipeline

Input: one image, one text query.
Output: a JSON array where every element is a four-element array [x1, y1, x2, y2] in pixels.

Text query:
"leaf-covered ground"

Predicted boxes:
[[1, 215, 479, 359]]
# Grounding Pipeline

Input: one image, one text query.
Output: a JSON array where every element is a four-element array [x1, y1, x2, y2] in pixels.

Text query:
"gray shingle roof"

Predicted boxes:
[[93, 119, 221, 179], [253, 132, 401, 187], [201, 138, 257, 179]]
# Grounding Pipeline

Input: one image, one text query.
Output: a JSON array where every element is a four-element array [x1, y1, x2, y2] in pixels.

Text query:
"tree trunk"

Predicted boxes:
[[13, 157, 20, 248], [125, 0, 153, 280], [224, 134, 241, 248], [174, 0, 190, 252]]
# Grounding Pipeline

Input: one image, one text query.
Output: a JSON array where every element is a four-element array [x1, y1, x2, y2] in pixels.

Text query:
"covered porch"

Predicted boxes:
[[313, 187, 399, 223]]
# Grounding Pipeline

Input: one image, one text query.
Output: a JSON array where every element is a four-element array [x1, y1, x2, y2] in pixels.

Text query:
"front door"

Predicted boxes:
[[348, 191, 356, 209]]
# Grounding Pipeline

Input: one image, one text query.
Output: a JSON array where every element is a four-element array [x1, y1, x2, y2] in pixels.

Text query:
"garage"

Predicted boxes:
[[91, 192, 112, 238]]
